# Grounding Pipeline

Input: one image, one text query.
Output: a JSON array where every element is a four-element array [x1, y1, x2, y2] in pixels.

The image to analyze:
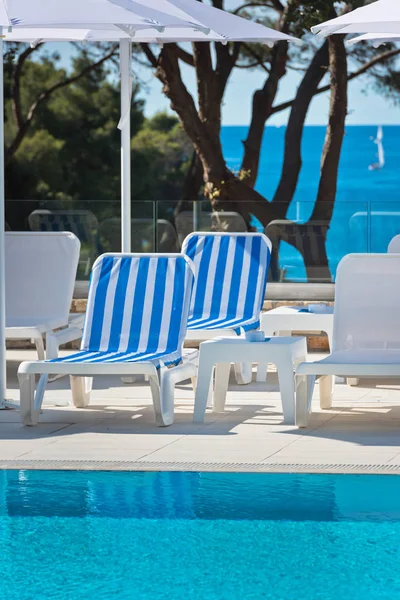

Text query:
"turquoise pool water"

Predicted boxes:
[[1, 470, 400, 599]]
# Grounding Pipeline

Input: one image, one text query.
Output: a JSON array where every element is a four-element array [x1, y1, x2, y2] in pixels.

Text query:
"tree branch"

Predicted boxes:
[[234, 1, 283, 13], [241, 42, 271, 74], [272, 47, 400, 114], [12, 44, 42, 130], [139, 43, 158, 68], [6, 44, 118, 163], [174, 44, 194, 67]]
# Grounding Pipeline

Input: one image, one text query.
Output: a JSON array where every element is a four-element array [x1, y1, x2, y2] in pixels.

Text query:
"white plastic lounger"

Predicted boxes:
[[5, 232, 84, 361], [388, 235, 400, 253], [18, 253, 197, 427], [295, 254, 400, 427], [257, 304, 334, 383], [182, 232, 272, 384]]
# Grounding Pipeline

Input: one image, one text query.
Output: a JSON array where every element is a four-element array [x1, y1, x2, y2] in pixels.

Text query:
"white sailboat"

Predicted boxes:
[[368, 126, 385, 171]]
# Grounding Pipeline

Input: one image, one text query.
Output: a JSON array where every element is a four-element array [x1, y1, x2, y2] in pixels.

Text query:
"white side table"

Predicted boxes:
[[193, 336, 307, 425], [257, 306, 334, 383]]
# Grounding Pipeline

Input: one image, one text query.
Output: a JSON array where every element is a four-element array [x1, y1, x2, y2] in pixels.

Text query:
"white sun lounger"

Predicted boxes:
[[388, 235, 400, 253], [182, 232, 272, 384], [5, 232, 84, 361], [295, 254, 400, 427], [18, 253, 197, 426]]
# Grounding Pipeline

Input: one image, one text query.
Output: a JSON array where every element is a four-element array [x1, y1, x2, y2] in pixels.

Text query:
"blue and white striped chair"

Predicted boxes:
[[182, 232, 272, 384], [18, 253, 197, 427]]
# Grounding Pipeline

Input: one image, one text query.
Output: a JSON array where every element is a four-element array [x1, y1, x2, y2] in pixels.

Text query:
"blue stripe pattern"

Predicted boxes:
[[50, 254, 194, 368], [182, 233, 271, 334]]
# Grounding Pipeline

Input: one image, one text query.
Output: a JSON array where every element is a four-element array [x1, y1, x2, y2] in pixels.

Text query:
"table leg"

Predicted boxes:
[[275, 354, 296, 425], [193, 355, 215, 423], [234, 362, 252, 385], [256, 326, 277, 382], [214, 363, 231, 413]]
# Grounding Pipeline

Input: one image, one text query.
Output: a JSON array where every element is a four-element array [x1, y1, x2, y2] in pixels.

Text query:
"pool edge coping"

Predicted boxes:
[[1, 460, 400, 474]]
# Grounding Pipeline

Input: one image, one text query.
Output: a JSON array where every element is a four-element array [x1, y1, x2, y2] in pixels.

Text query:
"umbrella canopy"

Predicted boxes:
[[4, 24, 299, 44], [311, 0, 400, 38], [0, 0, 201, 30], [3, 0, 301, 41], [347, 32, 400, 47]]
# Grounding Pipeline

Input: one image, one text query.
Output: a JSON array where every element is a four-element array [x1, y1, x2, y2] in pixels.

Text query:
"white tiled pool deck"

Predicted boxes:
[[2, 349, 400, 474]]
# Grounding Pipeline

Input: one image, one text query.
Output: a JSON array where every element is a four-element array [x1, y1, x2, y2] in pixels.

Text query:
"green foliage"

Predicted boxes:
[[131, 112, 192, 202], [4, 43, 192, 228]]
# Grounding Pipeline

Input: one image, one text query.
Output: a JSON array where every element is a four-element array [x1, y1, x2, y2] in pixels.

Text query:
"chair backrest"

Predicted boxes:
[[333, 254, 400, 352], [175, 211, 247, 246], [265, 219, 330, 282], [5, 232, 80, 328], [97, 218, 179, 253], [82, 254, 195, 356], [388, 235, 400, 254], [181, 232, 272, 325], [28, 209, 98, 244]]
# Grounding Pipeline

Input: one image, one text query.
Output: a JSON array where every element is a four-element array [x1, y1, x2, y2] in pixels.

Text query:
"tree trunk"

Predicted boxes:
[[272, 41, 329, 216], [241, 39, 288, 187], [312, 36, 348, 220], [174, 151, 204, 215], [156, 46, 275, 226], [268, 36, 348, 283], [308, 35, 348, 281]]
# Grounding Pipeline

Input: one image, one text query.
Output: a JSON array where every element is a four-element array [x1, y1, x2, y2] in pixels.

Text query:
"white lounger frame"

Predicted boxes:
[[18, 356, 197, 427], [5, 232, 83, 361], [295, 254, 400, 427]]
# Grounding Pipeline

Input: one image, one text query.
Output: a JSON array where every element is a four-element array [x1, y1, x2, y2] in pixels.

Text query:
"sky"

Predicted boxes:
[[47, 39, 400, 127], [135, 55, 400, 126]]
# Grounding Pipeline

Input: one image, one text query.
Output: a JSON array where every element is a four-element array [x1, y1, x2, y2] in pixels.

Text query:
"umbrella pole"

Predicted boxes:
[[0, 30, 6, 405], [120, 38, 131, 253]]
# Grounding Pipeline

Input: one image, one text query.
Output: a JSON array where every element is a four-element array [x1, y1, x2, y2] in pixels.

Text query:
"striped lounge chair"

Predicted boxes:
[[18, 253, 197, 427], [182, 232, 272, 384]]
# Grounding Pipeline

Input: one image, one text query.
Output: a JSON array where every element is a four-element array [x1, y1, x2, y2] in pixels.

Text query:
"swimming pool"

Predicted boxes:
[[1, 470, 400, 599]]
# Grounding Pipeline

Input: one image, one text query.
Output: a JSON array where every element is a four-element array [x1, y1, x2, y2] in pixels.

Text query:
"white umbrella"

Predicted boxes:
[[347, 32, 400, 47], [0, 2, 301, 404], [311, 0, 400, 38]]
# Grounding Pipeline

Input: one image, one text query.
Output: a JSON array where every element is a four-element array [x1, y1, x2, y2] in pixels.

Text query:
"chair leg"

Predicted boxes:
[[152, 362, 197, 427], [122, 376, 137, 384], [18, 373, 39, 426], [70, 376, 92, 408], [45, 332, 59, 360], [214, 363, 231, 413], [295, 374, 315, 428], [33, 337, 45, 361], [234, 362, 253, 385], [256, 363, 268, 383], [44, 333, 70, 403], [149, 371, 164, 426], [255, 327, 276, 383], [319, 375, 333, 409]]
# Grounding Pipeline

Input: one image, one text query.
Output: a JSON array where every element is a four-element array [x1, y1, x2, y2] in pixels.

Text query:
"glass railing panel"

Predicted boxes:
[[5, 197, 393, 287], [369, 201, 400, 253]]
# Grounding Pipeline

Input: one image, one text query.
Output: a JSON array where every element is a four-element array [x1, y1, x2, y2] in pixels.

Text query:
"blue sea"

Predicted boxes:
[[221, 125, 400, 280], [2, 470, 400, 600]]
